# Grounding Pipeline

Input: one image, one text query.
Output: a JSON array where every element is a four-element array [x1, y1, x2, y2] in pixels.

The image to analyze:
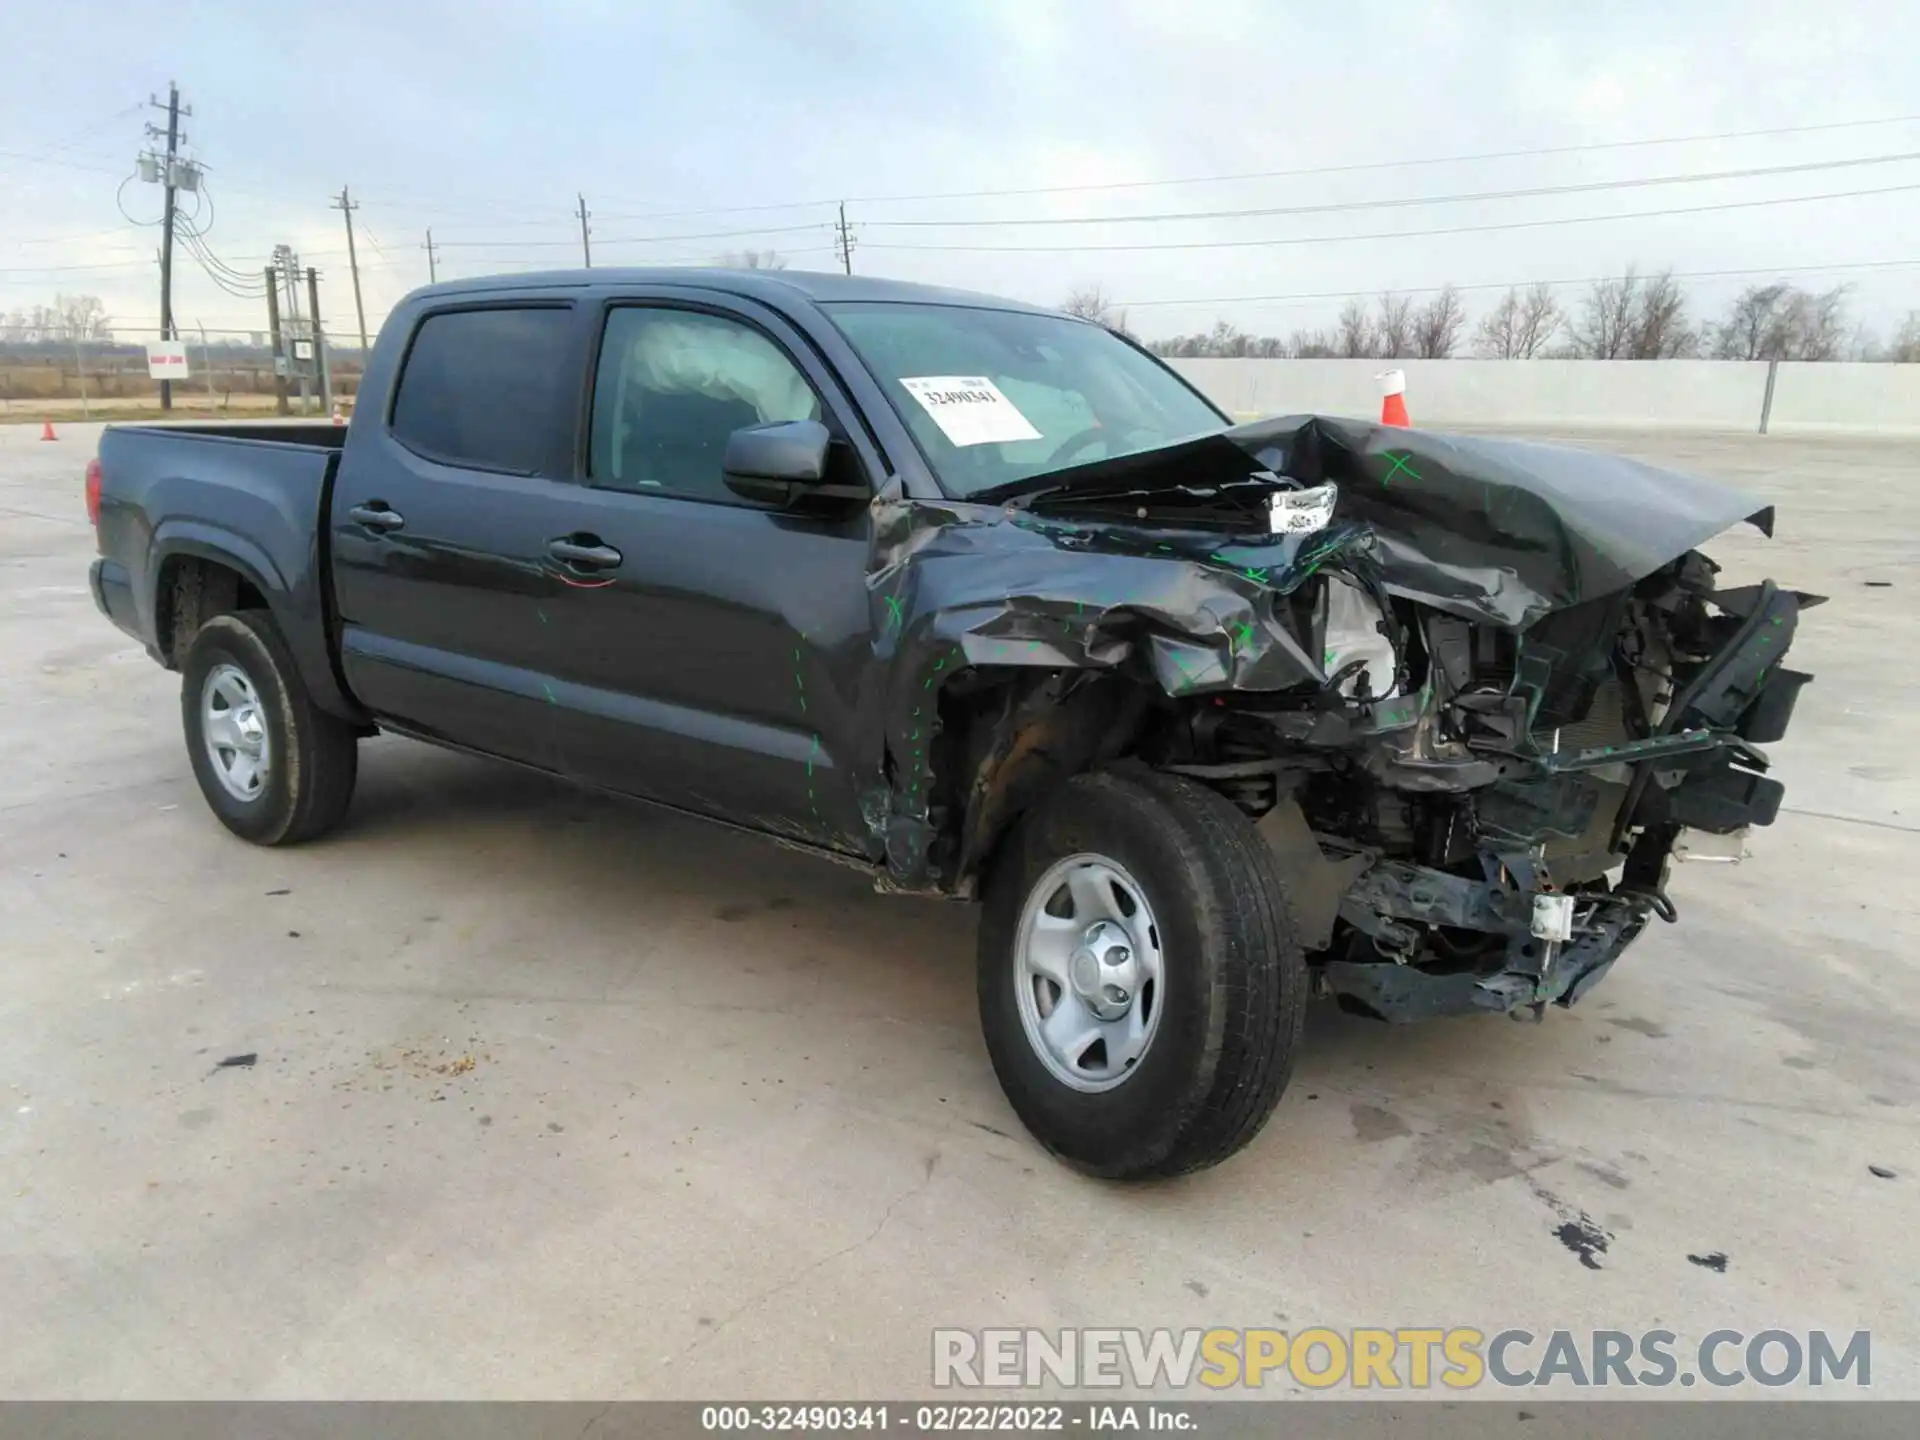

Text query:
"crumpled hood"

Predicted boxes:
[[986, 414, 1776, 630]]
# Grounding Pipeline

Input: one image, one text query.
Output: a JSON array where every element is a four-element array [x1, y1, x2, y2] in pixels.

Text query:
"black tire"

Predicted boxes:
[[180, 609, 358, 845], [978, 768, 1307, 1179]]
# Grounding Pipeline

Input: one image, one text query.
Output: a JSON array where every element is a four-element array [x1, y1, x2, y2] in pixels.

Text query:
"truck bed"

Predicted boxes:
[[91, 421, 350, 716]]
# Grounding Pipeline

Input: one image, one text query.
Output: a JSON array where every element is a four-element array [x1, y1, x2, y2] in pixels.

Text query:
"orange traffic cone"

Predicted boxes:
[[40, 419, 58, 441], [1377, 369, 1410, 427]]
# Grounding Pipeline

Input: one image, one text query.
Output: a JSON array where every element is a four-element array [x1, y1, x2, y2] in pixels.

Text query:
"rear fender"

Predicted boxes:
[[148, 523, 360, 721]]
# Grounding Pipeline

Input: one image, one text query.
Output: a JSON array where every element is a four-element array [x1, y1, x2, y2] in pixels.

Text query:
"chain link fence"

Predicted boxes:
[[0, 326, 367, 420]]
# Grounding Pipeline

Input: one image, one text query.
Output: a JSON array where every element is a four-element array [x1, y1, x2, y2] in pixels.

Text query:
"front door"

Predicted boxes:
[[536, 298, 880, 856]]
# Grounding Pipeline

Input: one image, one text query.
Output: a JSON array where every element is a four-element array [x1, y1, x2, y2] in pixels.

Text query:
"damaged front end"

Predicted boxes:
[[864, 415, 1816, 1023]]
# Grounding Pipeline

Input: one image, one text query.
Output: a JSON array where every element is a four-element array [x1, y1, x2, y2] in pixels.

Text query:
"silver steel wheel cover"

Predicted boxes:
[[1013, 853, 1165, 1093], [200, 661, 272, 802]]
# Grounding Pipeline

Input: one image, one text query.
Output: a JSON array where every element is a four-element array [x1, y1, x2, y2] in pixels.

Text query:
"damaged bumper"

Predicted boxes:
[[1311, 578, 1813, 1023]]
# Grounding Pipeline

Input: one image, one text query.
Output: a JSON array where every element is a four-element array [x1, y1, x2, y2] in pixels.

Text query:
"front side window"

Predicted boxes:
[[589, 307, 823, 502], [390, 306, 573, 474], [823, 301, 1224, 499]]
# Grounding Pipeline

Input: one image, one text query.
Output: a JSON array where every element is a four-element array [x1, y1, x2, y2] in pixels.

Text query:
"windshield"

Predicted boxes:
[[824, 301, 1225, 498]]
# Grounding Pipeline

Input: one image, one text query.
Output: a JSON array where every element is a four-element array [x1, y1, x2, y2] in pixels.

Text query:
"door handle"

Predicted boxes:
[[548, 537, 623, 570], [348, 503, 406, 533]]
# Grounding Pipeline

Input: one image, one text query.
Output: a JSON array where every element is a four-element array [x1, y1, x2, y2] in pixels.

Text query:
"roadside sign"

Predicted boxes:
[[292, 339, 314, 361], [145, 341, 190, 380]]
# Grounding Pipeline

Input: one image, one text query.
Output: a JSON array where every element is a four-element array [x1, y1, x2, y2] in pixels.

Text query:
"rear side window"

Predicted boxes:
[[390, 307, 573, 474]]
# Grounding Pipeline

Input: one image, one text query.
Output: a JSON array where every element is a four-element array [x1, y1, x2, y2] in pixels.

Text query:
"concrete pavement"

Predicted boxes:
[[1, 422, 1914, 1400]]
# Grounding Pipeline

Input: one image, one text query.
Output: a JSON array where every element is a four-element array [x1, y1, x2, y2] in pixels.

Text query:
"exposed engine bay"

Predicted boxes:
[[864, 415, 1816, 1022], [1148, 550, 1814, 1021]]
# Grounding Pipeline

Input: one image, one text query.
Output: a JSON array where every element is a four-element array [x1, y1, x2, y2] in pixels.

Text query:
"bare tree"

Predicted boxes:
[[1412, 284, 1466, 358], [1628, 269, 1696, 358], [1335, 298, 1374, 358], [1712, 283, 1792, 360], [1374, 291, 1415, 358], [716, 249, 788, 270], [1475, 283, 1562, 358], [1206, 319, 1252, 357], [1516, 283, 1563, 358], [1571, 268, 1641, 358], [1287, 327, 1338, 358], [54, 294, 111, 341], [1061, 284, 1117, 325], [1890, 311, 1920, 363], [1781, 285, 1848, 361]]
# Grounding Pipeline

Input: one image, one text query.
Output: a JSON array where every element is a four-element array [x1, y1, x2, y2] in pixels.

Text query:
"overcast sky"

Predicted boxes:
[[4, 0, 1917, 347]]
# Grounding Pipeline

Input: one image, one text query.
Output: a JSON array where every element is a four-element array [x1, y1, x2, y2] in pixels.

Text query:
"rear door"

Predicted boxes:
[[327, 300, 586, 770], [534, 293, 881, 855]]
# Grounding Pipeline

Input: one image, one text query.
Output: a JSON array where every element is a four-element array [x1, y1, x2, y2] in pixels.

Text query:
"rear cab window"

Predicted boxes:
[[389, 306, 575, 475]]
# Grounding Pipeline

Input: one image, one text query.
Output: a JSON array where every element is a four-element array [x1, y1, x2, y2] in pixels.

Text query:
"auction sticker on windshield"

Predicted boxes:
[[900, 376, 1043, 447]]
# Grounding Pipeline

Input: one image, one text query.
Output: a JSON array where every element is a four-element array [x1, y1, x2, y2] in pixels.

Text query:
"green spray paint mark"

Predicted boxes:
[[1381, 451, 1420, 485], [541, 682, 557, 705], [1242, 567, 1270, 585], [536, 608, 549, 625], [1232, 621, 1256, 655], [883, 595, 904, 631]]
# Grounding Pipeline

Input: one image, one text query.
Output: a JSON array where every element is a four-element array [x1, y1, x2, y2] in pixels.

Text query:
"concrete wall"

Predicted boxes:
[[1168, 357, 1920, 434], [1766, 362, 1920, 434]]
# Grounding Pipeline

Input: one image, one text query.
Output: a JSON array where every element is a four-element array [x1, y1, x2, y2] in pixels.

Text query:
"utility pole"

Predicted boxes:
[[307, 268, 331, 410], [276, 246, 311, 413], [424, 228, 439, 284], [332, 187, 369, 356], [576, 194, 592, 267], [145, 83, 191, 410], [196, 322, 216, 409], [72, 338, 92, 421], [264, 269, 290, 417], [834, 202, 856, 276]]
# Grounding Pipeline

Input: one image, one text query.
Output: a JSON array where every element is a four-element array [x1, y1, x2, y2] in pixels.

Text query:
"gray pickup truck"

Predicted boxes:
[[86, 268, 1814, 1177]]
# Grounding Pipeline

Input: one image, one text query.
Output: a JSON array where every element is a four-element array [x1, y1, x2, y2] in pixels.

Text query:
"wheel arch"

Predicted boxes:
[[937, 668, 1160, 897], [149, 528, 287, 668]]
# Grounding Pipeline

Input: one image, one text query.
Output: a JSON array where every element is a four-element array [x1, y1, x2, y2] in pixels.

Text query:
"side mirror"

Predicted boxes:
[[723, 419, 831, 506]]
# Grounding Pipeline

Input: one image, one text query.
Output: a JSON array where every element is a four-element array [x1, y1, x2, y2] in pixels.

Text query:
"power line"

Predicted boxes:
[[429, 221, 831, 249], [863, 181, 1920, 253], [393, 111, 1920, 226], [0, 149, 125, 177], [863, 151, 1920, 229]]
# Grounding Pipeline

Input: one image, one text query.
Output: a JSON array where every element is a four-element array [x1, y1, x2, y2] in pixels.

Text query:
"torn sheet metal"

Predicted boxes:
[[853, 415, 1780, 886]]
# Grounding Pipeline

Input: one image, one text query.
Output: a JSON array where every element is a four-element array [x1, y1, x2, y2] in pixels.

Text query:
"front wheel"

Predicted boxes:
[[977, 768, 1307, 1178], [180, 610, 359, 845]]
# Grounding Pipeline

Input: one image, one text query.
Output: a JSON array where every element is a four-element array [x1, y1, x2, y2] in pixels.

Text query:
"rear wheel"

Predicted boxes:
[[977, 768, 1307, 1178], [180, 610, 358, 845]]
